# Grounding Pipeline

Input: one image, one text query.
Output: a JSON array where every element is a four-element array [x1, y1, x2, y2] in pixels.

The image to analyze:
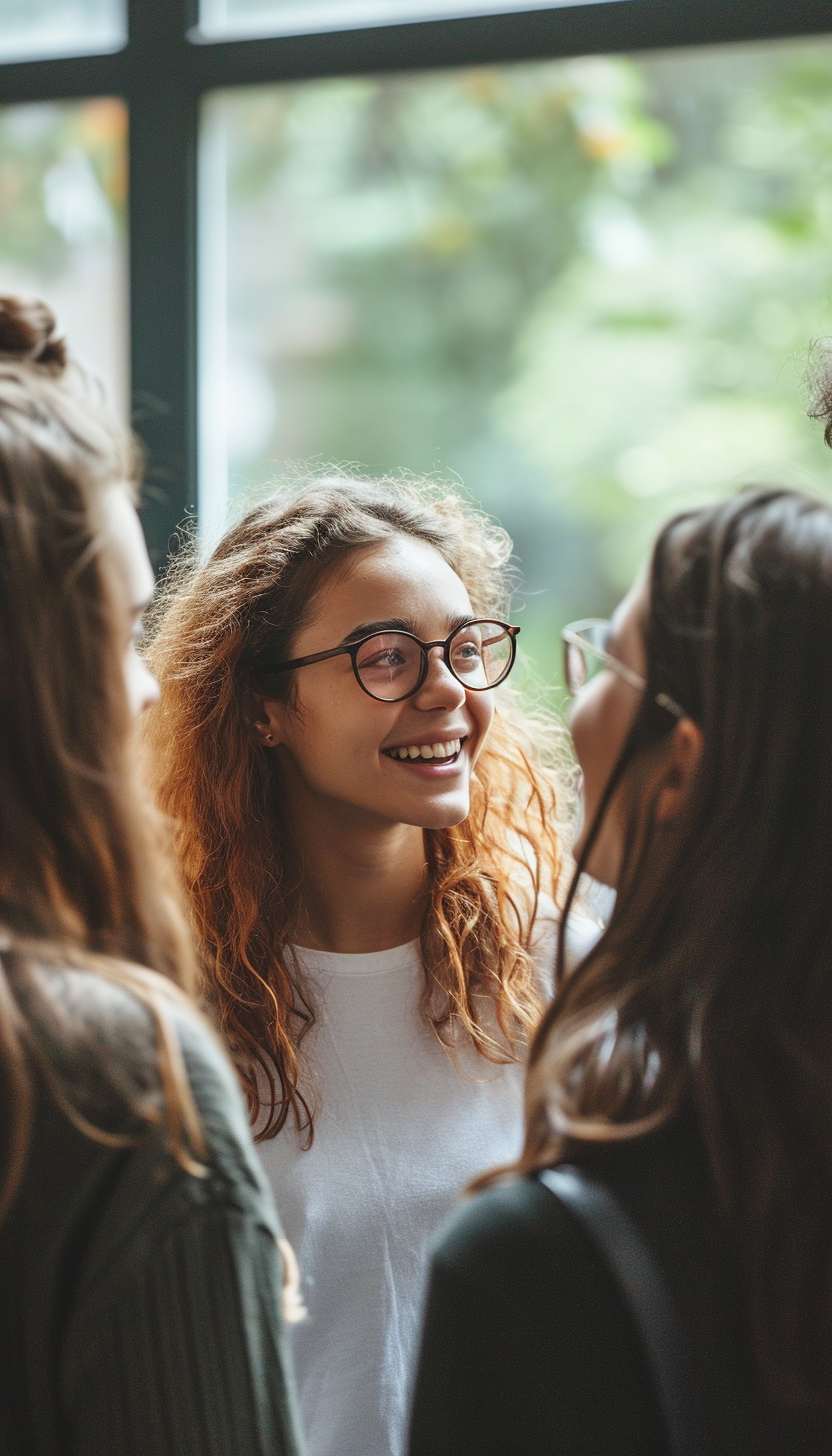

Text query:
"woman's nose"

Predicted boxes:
[[412, 645, 466, 709]]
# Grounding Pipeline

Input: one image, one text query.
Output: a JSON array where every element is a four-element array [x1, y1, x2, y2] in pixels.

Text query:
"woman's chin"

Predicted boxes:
[[573, 802, 622, 890], [402, 793, 470, 831]]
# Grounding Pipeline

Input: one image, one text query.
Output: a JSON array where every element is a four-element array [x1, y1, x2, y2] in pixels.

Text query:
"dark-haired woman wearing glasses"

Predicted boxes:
[[142, 477, 596, 1456], [409, 486, 832, 1456]]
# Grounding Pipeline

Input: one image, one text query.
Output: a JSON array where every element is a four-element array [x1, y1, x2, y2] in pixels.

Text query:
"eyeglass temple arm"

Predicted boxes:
[[267, 643, 354, 675], [562, 628, 646, 694]]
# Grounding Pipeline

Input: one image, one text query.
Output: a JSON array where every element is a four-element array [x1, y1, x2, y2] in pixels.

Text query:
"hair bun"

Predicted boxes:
[[0, 296, 66, 374]]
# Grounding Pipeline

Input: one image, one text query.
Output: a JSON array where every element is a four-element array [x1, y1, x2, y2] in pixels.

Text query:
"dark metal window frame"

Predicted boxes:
[[0, 0, 828, 567]]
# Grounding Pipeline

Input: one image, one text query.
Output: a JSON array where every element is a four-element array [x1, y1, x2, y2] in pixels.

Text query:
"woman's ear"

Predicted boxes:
[[248, 691, 285, 749], [654, 717, 704, 825]]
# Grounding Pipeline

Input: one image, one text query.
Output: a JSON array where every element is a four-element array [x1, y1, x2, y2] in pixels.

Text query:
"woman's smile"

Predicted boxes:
[[381, 734, 466, 768]]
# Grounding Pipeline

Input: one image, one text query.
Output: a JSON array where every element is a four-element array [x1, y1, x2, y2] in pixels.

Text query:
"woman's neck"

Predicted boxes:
[[287, 795, 428, 955]]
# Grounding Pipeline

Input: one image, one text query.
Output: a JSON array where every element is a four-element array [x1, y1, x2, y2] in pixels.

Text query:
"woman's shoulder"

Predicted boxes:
[[429, 1172, 594, 1287], [428, 1169, 660, 1351], [31, 962, 275, 1225], [415, 1180, 671, 1456], [423, 1172, 660, 1403], [172, 1000, 277, 1213]]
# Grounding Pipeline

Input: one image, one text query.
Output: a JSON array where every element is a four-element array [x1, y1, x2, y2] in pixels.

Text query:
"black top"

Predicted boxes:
[[408, 1118, 824, 1456], [0, 974, 305, 1456]]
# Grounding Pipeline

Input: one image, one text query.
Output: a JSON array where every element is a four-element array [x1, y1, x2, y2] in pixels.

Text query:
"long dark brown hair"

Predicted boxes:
[[0, 296, 204, 1224], [521, 487, 832, 1414], [143, 476, 569, 1143]]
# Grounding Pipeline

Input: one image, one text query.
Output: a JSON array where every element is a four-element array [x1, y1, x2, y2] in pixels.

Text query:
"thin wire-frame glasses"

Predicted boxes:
[[562, 619, 685, 719], [267, 619, 520, 703]]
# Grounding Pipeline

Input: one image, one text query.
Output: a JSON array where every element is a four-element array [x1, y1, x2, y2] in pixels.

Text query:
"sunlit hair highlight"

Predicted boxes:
[[143, 474, 568, 1142]]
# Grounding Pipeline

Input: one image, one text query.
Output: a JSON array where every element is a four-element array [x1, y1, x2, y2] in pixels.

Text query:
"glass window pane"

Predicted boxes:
[[200, 41, 832, 686], [0, 99, 128, 418], [0, 0, 125, 63], [198, 0, 612, 42]]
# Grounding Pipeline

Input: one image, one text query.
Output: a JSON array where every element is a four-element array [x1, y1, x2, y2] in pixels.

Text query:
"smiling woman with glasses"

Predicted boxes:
[[142, 474, 594, 1456]]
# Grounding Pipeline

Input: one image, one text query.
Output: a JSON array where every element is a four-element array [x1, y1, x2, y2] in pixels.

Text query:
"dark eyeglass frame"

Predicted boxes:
[[562, 618, 686, 720], [265, 620, 520, 703]]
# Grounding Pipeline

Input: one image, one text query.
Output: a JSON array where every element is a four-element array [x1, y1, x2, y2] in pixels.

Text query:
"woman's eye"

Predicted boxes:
[[364, 649, 406, 669], [451, 644, 486, 677], [453, 640, 482, 660]]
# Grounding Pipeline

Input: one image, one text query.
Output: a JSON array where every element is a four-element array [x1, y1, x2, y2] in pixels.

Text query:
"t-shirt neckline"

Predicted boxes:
[[289, 939, 422, 977]]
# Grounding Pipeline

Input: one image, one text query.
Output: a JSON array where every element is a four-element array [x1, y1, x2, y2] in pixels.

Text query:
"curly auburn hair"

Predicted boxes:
[[143, 475, 569, 1143]]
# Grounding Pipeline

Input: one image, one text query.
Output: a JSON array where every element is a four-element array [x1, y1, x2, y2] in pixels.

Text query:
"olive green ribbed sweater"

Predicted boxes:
[[0, 990, 305, 1456]]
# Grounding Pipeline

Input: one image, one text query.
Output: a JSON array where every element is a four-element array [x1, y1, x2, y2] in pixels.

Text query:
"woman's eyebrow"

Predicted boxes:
[[338, 614, 475, 647], [339, 618, 411, 645]]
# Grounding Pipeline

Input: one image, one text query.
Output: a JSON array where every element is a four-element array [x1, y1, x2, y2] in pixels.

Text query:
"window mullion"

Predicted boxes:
[[127, 0, 198, 571]]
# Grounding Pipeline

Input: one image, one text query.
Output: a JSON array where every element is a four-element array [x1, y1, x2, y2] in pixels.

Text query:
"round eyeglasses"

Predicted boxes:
[[562, 618, 685, 719], [266, 620, 520, 704]]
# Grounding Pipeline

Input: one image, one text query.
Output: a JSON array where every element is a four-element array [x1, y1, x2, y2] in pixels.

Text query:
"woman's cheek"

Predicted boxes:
[[570, 683, 617, 820], [568, 691, 594, 779], [467, 694, 495, 767]]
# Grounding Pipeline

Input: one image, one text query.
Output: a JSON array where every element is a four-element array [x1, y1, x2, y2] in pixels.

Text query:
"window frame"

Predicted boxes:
[[0, 0, 828, 567]]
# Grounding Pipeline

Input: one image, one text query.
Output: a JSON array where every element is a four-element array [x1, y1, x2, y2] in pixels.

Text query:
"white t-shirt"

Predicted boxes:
[[256, 908, 597, 1456]]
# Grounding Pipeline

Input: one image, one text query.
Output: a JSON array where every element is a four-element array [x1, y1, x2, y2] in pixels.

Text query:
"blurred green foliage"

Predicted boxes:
[[212, 38, 832, 694], [0, 97, 126, 271], [2, 49, 831, 694], [2, 41, 831, 698]]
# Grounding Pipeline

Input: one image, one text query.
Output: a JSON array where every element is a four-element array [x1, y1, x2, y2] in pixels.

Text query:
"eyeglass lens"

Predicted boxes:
[[564, 623, 610, 696], [354, 621, 513, 701]]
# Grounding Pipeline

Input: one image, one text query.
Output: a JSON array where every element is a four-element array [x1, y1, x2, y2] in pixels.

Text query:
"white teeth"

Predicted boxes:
[[388, 737, 461, 762]]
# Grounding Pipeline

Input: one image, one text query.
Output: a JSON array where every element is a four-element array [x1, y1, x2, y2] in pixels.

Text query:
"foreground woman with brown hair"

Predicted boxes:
[[0, 298, 303, 1456], [410, 487, 832, 1456], [144, 478, 591, 1456]]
